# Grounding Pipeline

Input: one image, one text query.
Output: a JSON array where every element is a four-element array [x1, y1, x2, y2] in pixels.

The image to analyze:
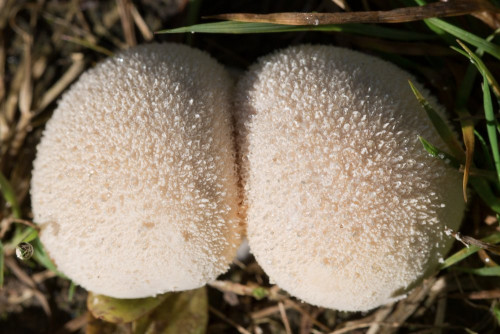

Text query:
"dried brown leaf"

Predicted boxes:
[[209, 0, 496, 26]]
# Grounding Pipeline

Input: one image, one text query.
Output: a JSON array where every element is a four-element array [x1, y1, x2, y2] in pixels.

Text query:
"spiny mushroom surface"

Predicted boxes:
[[235, 44, 464, 311], [31, 43, 242, 299]]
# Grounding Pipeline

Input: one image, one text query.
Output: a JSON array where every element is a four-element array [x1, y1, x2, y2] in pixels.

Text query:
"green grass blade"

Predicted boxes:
[[0, 240, 4, 288], [453, 266, 500, 277], [470, 178, 500, 214], [405, 0, 456, 44], [410, 0, 500, 59], [22, 229, 39, 243], [475, 130, 495, 171], [452, 41, 500, 197], [411, 0, 500, 59], [494, 305, 500, 326], [32, 238, 66, 278], [410, 82, 465, 161], [453, 41, 500, 99], [441, 232, 500, 269], [8, 227, 37, 247], [61, 36, 113, 57], [185, 0, 204, 45], [427, 18, 500, 60], [481, 79, 500, 184], [157, 21, 433, 40], [68, 281, 76, 301], [420, 136, 500, 212], [418, 136, 460, 168], [0, 172, 21, 219], [456, 64, 479, 109]]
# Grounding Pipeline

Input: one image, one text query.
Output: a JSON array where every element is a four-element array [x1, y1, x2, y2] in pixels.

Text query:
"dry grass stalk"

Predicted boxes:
[[209, 0, 496, 25]]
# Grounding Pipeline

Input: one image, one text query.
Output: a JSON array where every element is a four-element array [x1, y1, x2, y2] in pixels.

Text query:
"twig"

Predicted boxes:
[[449, 289, 500, 300], [366, 303, 395, 334], [5, 256, 35, 288], [130, 3, 153, 41], [278, 302, 292, 334], [116, 0, 136, 47], [251, 304, 286, 319], [432, 297, 446, 334], [209, 306, 251, 334], [330, 321, 464, 334], [283, 300, 331, 332], [4, 256, 51, 316], [34, 53, 86, 114], [55, 312, 89, 334]]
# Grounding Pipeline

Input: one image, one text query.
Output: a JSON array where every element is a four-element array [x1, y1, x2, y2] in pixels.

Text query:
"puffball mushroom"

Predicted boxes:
[[31, 43, 242, 298], [235, 44, 464, 311]]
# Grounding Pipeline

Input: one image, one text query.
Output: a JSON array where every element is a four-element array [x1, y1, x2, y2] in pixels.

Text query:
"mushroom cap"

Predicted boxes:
[[235, 44, 464, 311], [31, 43, 242, 298]]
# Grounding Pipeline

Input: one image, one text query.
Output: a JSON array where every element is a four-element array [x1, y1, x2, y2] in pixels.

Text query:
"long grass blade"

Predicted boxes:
[[420, 137, 500, 212], [68, 281, 76, 301], [469, 178, 500, 214], [411, 82, 471, 200], [454, 40, 500, 99], [412, 0, 500, 59], [0, 172, 21, 219], [410, 82, 465, 161], [61, 36, 114, 57], [481, 79, 500, 184], [453, 266, 500, 276], [209, 1, 492, 25], [32, 238, 66, 278], [475, 130, 495, 171], [157, 21, 434, 40], [426, 18, 500, 60]]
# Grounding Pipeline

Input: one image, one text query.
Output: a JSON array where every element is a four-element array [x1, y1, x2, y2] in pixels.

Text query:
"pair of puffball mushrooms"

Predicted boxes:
[[31, 43, 464, 312]]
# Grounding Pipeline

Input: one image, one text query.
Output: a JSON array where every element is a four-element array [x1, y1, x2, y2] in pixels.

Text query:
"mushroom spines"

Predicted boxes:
[[235, 44, 464, 311], [31, 43, 241, 298]]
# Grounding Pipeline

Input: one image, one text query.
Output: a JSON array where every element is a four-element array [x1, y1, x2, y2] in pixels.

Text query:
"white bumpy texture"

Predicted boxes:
[[235, 45, 464, 311], [31, 43, 242, 298]]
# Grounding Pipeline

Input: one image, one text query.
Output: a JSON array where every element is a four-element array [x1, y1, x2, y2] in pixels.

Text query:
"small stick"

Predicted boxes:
[[278, 302, 292, 334]]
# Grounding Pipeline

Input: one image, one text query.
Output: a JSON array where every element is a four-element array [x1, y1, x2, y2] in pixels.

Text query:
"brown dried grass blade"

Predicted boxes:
[[461, 120, 475, 203], [209, 306, 251, 334], [34, 53, 85, 115], [279, 302, 292, 334], [116, 0, 136, 47], [10, 39, 33, 156], [209, 0, 496, 26], [452, 289, 500, 300], [130, 3, 153, 41]]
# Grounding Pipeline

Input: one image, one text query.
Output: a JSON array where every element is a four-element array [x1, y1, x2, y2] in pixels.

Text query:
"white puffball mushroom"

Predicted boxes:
[[31, 43, 242, 299], [235, 44, 464, 311]]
